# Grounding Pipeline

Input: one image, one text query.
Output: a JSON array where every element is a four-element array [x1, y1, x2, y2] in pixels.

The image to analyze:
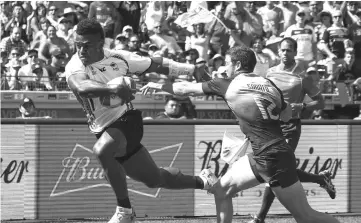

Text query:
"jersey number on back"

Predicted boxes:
[[255, 97, 280, 120]]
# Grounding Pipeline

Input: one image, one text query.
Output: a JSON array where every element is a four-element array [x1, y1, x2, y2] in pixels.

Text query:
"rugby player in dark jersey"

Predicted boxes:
[[141, 46, 340, 223]]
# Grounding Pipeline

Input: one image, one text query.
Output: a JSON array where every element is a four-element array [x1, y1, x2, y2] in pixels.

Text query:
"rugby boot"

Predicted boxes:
[[319, 169, 336, 199], [247, 215, 265, 223], [199, 168, 218, 190], [108, 207, 136, 223]]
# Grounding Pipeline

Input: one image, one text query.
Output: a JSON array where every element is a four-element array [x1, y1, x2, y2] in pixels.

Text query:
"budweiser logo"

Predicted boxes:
[[50, 143, 184, 198]]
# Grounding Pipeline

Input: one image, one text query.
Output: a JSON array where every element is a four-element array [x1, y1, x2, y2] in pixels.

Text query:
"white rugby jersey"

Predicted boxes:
[[65, 49, 151, 133]]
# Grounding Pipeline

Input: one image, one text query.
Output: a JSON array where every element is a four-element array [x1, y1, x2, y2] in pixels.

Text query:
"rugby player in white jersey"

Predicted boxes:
[[65, 19, 214, 223], [141, 46, 340, 223]]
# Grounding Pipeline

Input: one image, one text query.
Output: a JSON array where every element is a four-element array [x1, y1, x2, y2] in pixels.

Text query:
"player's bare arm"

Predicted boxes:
[[140, 81, 205, 97], [67, 72, 134, 102]]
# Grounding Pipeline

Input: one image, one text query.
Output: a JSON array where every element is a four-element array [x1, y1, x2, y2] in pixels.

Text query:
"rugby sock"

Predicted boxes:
[[257, 186, 276, 220], [297, 169, 324, 185], [117, 197, 132, 209], [159, 167, 204, 189], [195, 176, 205, 189]]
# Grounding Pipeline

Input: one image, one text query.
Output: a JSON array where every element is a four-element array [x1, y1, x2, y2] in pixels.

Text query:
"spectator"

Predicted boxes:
[[56, 17, 72, 41], [88, 2, 119, 38], [32, 17, 50, 46], [28, 4, 47, 41], [5, 3, 28, 42], [144, 1, 166, 31], [0, 1, 10, 38], [277, 1, 299, 31], [4, 49, 22, 90], [113, 34, 129, 50], [47, 5, 59, 28], [149, 21, 183, 55], [19, 58, 52, 91], [22, 48, 38, 66], [155, 97, 187, 120], [251, 36, 276, 77], [342, 1, 359, 28], [44, 47, 67, 90], [348, 10, 361, 76], [235, 2, 264, 47], [127, 34, 149, 56], [184, 48, 199, 65], [209, 54, 225, 74], [285, 8, 317, 68], [205, 2, 236, 57], [147, 43, 159, 57], [0, 27, 27, 57], [138, 22, 150, 46], [122, 25, 134, 39], [319, 10, 352, 61], [332, 48, 358, 81], [38, 25, 71, 63], [17, 97, 52, 119], [257, 1, 284, 37], [61, 7, 79, 30], [185, 22, 216, 62], [315, 11, 333, 60], [117, 1, 141, 33]]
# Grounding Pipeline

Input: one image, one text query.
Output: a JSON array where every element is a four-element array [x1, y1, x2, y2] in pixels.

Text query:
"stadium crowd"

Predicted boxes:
[[2, 1, 361, 119]]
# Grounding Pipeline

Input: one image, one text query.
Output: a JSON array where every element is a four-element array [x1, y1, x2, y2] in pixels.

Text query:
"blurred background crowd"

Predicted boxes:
[[2, 1, 361, 120]]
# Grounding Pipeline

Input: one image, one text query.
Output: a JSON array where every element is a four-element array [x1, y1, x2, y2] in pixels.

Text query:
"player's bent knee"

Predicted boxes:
[[210, 181, 234, 200]]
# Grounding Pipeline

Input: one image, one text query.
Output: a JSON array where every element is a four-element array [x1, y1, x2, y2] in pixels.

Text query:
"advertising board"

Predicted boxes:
[[193, 125, 349, 216]]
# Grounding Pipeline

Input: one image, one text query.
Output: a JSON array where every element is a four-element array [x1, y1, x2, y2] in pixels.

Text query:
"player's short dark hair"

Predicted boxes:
[[226, 46, 257, 73], [76, 18, 105, 40], [279, 37, 298, 52]]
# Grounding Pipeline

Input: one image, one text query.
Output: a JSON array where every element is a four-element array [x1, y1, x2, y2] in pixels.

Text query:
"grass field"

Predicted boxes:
[[3, 215, 360, 223]]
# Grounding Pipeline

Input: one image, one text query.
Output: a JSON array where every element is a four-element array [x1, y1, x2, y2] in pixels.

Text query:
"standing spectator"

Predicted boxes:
[[118, 1, 141, 33], [155, 97, 187, 120], [315, 11, 333, 60], [235, 1, 264, 47], [4, 48, 22, 90], [32, 17, 50, 45], [0, 1, 10, 38], [319, 10, 352, 61], [252, 36, 276, 77], [285, 9, 317, 67], [257, 1, 284, 37], [144, 1, 166, 31], [185, 21, 216, 62], [88, 2, 119, 38], [348, 9, 361, 74], [38, 25, 71, 63], [278, 1, 299, 32], [28, 4, 47, 41], [342, 1, 359, 28], [5, 3, 28, 42], [0, 27, 27, 57], [127, 34, 148, 56], [149, 21, 183, 55], [308, 1, 323, 26], [47, 5, 58, 28]]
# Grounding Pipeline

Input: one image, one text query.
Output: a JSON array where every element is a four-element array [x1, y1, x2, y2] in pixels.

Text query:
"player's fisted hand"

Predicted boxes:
[[193, 63, 210, 82], [113, 84, 135, 103], [140, 82, 163, 95], [290, 103, 303, 116]]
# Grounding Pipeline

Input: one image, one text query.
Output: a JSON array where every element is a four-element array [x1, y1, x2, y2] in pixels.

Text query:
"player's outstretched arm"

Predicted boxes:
[[67, 72, 133, 102], [145, 57, 209, 82], [140, 81, 205, 97]]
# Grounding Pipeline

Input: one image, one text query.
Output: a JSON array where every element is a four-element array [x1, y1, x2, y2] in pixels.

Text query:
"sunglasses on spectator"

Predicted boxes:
[[49, 8, 57, 11], [333, 16, 342, 18], [12, 53, 20, 56], [154, 26, 161, 29], [130, 40, 139, 43], [29, 54, 37, 58], [297, 13, 305, 17], [117, 37, 127, 41]]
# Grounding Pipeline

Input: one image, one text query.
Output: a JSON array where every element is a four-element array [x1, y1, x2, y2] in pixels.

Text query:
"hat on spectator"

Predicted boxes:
[[184, 48, 199, 57], [196, 58, 206, 64], [319, 10, 332, 18], [332, 10, 343, 17], [62, 7, 76, 16], [58, 17, 70, 24], [28, 48, 38, 55], [210, 54, 225, 65], [148, 44, 158, 50], [123, 25, 133, 32], [20, 97, 36, 109], [296, 8, 308, 16], [306, 66, 317, 73], [115, 33, 127, 41]]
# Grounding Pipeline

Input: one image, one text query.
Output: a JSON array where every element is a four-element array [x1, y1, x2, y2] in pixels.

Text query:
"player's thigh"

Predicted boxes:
[[94, 126, 127, 157], [122, 146, 161, 184], [211, 155, 261, 198], [272, 180, 313, 218]]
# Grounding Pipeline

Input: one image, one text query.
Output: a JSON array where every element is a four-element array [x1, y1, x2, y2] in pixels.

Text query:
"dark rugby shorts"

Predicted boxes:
[[95, 109, 144, 162], [280, 119, 302, 151], [248, 140, 299, 188]]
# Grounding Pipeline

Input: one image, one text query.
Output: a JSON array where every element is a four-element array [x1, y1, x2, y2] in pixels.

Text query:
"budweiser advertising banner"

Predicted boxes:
[[193, 125, 349, 216], [36, 125, 195, 219]]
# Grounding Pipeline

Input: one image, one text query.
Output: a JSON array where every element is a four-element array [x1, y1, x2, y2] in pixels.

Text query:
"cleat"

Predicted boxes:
[[319, 169, 336, 199], [199, 169, 218, 190], [247, 215, 265, 223], [108, 207, 136, 223]]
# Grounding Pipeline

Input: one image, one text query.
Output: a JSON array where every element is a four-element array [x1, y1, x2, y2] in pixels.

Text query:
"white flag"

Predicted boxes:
[[221, 131, 250, 165], [174, 1, 214, 28]]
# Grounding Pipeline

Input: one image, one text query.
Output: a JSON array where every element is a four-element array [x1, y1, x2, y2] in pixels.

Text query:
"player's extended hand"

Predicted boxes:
[[290, 103, 303, 117], [140, 82, 163, 95], [193, 63, 210, 82]]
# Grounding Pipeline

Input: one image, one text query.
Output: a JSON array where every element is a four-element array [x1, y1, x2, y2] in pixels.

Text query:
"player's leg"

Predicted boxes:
[[93, 127, 134, 223], [119, 110, 207, 190], [208, 154, 262, 223], [272, 181, 340, 223]]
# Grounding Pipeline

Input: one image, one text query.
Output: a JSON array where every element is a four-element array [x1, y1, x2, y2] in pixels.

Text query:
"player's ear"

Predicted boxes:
[[235, 61, 242, 71]]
